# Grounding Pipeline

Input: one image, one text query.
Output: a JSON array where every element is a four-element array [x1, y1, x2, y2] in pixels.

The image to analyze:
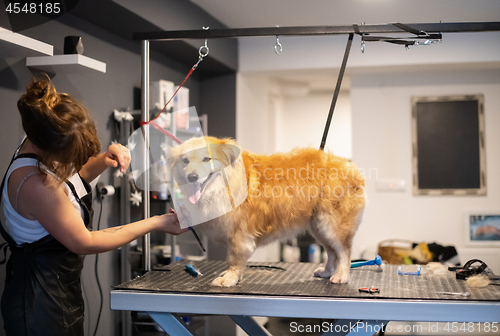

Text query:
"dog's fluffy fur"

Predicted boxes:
[[169, 136, 366, 287]]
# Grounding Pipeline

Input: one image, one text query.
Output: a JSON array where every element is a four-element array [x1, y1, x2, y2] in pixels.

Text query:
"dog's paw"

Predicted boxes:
[[313, 267, 334, 278], [211, 272, 239, 287], [329, 272, 349, 284]]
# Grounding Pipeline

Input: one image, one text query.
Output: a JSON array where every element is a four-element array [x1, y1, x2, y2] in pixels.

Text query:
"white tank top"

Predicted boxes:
[[2, 157, 85, 245]]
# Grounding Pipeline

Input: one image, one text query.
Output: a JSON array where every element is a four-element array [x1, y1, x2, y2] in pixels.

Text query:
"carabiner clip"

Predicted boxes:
[[199, 27, 210, 59], [193, 27, 210, 69]]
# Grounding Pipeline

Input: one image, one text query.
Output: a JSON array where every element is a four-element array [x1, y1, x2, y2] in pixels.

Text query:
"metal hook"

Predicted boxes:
[[358, 23, 366, 53], [274, 25, 282, 54], [275, 35, 282, 54]]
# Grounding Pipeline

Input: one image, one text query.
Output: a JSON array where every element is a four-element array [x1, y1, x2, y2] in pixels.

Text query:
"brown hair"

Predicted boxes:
[[17, 76, 101, 183]]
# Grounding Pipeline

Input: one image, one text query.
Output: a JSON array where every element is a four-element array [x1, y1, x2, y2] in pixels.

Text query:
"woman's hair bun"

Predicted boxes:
[[38, 85, 48, 98], [18, 74, 101, 183], [24, 75, 60, 109]]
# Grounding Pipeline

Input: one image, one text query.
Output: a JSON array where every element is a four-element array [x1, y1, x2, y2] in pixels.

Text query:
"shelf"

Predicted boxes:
[[0, 27, 53, 58], [26, 54, 106, 73]]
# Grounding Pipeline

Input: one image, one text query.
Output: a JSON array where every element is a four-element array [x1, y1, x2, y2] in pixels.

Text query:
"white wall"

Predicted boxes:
[[236, 76, 352, 157], [236, 74, 273, 154], [277, 90, 352, 159], [350, 68, 500, 260]]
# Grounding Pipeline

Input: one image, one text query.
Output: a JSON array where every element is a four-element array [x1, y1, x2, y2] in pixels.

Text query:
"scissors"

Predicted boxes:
[[359, 287, 380, 294]]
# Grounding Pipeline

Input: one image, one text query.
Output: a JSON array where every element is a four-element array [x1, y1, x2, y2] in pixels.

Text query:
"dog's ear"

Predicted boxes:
[[210, 139, 240, 166]]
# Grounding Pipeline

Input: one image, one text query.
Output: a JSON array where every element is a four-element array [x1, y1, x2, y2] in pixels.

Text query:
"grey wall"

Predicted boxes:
[[0, 6, 237, 336], [201, 73, 237, 139]]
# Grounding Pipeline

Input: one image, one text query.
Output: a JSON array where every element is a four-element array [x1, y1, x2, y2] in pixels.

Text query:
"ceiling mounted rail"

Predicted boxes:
[[133, 22, 500, 41]]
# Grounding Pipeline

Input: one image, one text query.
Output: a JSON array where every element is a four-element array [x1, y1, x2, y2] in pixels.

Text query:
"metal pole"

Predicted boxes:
[[120, 118, 132, 336], [141, 39, 151, 272], [320, 33, 353, 150], [170, 110, 177, 264]]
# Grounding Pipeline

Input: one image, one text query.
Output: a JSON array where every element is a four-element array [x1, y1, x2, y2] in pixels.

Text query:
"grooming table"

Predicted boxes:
[[111, 261, 500, 336]]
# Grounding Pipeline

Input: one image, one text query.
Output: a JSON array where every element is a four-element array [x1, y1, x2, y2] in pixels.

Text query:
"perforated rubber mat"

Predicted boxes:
[[114, 261, 500, 301]]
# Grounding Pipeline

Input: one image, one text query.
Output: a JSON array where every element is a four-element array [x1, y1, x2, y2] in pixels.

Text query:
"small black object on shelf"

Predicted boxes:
[[64, 36, 84, 55]]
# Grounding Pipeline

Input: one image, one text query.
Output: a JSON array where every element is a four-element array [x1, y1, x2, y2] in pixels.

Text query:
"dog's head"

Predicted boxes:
[[168, 136, 240, 204]]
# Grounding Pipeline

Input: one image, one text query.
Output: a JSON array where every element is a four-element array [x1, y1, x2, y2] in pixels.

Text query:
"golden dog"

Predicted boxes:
[[169, 136, 366, 287]]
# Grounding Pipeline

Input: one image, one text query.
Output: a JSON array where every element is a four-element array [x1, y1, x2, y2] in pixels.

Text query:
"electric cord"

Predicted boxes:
[[92, 193, 104, 336]]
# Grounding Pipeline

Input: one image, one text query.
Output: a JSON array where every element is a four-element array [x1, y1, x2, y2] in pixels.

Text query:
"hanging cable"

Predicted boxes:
[[92, 191, 105, 336]]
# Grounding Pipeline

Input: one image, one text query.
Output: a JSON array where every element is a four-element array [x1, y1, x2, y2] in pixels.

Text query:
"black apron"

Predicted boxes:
[[0, 153, 93, 336]]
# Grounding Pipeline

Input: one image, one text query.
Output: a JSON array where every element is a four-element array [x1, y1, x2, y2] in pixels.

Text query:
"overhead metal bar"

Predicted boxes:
[[134, 22, 500, 41]]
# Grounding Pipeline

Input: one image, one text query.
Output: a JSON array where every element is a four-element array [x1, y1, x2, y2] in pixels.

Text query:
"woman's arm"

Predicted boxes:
[[76, 214, 186, 255], [79, 143, 131, 183], [25, 174, 186, 255]]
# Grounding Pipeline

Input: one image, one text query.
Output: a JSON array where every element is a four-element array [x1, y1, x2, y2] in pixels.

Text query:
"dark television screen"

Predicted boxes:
[[414, 97, 484, 193]]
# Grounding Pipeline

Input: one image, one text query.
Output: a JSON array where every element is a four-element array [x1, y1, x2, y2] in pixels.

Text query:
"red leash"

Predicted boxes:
[[149, 120, 182, 144], [140, 64, 197, 128], [140, 49, 207, 144]]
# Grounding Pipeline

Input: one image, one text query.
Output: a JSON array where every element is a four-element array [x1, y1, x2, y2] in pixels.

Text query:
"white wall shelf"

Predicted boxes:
[[26, 54, 107, 73], [0, 27, 53, 58]]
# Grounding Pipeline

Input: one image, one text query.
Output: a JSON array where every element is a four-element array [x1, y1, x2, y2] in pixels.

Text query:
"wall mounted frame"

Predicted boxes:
[[412, 95, 486, 196]]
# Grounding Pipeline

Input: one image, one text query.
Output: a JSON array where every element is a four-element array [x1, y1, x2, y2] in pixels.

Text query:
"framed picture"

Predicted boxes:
[[411, 95, 486, 196], [465, 212, 500, 246]]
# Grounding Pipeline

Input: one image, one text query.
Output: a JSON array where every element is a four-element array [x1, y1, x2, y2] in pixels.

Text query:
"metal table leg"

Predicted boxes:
[[230, 315, 273, 336], [147, 312, 197, 336]]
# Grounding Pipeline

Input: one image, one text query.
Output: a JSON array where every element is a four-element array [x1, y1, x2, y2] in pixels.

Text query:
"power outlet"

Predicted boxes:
[[375, 179, 406, 192], [96, 182, 115, 198], [96, 182, 105, 198]]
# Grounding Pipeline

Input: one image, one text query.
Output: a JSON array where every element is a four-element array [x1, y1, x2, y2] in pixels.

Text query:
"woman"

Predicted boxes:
[[0, 77, 186, 336]]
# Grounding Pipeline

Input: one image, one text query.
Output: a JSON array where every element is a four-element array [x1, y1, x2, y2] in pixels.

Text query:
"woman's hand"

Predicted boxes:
[[177, 204, 193, 228], [157, 210, 189, 235], [80, 143, 132, 183], [103, 143, 131, 173]]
